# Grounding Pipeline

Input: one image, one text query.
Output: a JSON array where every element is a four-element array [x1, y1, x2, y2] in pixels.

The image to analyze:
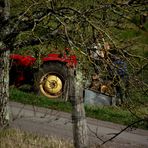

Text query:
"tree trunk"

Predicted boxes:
[[0, 43, 10, 129], [0, 0, 10, 129], [69, 67, 88, 148]]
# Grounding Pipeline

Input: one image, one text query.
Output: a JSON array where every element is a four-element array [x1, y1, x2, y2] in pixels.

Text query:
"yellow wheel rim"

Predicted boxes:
[[39, 73, 63, 98]]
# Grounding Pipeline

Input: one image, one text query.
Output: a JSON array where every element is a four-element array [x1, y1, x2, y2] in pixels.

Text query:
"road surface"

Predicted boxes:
[[9, 102, 148, 148]]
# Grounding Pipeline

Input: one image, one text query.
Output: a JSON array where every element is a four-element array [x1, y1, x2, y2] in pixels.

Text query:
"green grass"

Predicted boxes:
[[85, 106, 134, 125], [9, 88, 148, 129], [10, 87, 72, 112]]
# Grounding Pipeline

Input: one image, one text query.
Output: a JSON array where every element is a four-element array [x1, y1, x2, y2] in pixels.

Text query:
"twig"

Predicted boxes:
[[87, 125, 105, 142], [101, 118, 145, 145]]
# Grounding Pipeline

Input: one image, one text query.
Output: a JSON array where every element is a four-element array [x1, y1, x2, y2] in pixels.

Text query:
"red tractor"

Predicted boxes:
[[10, 48, 77, 99]]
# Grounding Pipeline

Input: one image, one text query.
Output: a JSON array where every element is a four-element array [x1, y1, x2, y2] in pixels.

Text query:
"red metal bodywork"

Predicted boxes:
[[42, 53, 77, 67], [10, 54, 36, 67], [10, 53, 77, 67], [10, 52, 77, 86]]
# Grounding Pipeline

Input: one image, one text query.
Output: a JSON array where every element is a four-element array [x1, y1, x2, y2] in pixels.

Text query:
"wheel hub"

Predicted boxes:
[[40, 74, 63, 98], [49, 80, 58, 89]]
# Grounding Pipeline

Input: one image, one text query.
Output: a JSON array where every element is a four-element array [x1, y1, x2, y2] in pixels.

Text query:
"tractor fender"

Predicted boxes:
[[42, 53, 77, 68], [10, 54, 36, 67]]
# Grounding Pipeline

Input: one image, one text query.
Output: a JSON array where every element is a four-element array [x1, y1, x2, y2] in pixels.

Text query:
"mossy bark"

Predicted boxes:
[[69, 67, 88, 148], [0, 44, 10, 129], [0, 0, 10, 129]]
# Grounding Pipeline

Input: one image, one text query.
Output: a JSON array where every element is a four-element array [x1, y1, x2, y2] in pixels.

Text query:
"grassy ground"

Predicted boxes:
[[9, 88, 148, 129], [0, 129, 73, 148]]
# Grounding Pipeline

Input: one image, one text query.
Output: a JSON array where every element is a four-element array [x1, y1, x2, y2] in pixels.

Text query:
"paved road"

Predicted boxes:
[[9, 102, 148, 147]]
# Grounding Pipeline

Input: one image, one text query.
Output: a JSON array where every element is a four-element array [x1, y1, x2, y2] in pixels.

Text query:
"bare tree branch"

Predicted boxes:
[[101, 118, 145, 146]]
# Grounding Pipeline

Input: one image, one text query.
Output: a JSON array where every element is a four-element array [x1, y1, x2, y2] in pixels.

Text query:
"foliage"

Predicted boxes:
[[3, 0, 148, 128]]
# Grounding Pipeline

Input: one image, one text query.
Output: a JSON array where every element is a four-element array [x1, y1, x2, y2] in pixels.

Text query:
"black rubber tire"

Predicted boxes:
[[34, 61, 68, 99]]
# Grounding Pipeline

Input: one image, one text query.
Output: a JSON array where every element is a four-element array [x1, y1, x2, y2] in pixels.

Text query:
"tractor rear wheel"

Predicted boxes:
[[34, 62, 68, 99]]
